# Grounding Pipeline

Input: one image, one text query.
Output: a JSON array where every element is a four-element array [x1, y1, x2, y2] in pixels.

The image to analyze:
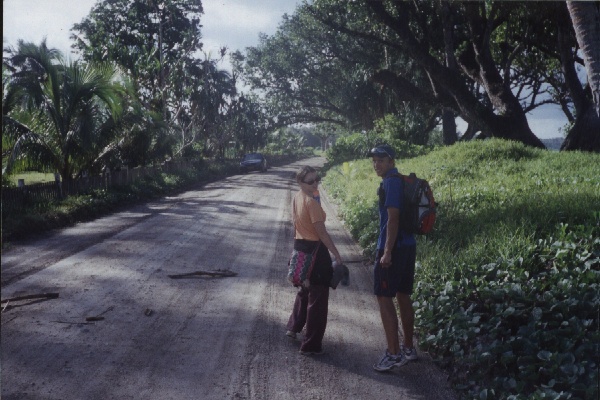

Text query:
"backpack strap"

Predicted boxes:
[[382, 173, 404, 205]]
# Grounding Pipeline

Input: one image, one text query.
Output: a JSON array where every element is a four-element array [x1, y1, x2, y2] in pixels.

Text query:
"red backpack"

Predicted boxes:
[[392, 173, 437, 235]]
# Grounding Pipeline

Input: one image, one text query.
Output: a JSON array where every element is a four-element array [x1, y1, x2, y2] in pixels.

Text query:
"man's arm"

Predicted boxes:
[[380, 207, 399, 267]]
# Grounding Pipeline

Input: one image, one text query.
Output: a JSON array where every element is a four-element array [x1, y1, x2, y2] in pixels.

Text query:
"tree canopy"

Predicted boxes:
[[237, 0, 599, 151], [70, 0, 267, 160]]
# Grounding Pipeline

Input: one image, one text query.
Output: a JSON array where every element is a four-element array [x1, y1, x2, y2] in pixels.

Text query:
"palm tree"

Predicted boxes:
[[191, 55, 237, 158], [3, 40, 124, 182]]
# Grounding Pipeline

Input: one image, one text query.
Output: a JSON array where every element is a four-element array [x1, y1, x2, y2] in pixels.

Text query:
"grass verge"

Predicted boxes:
[[323, 139, 599, 400]]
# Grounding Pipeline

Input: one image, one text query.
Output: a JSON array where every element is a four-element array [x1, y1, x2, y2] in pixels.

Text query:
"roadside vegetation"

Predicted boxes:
[[1, 151, 311, 246], [323, 139, 599, 400]]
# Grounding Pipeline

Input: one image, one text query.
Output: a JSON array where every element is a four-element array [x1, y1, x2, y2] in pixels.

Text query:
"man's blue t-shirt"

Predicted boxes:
[[377, 168, 416, 250]]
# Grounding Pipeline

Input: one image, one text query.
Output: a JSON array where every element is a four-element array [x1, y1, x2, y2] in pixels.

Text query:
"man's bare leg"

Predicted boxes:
[[396, 293, 414, 348], [377, 296, 400, 354]]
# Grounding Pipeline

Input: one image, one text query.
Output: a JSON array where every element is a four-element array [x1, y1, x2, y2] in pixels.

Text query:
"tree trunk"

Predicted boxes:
[[561, 101, 600, 151], [442, 108, 457, 145], [563, 1, 600, 151], [441, 0, 458, 146], [461, 123, 481, 141]]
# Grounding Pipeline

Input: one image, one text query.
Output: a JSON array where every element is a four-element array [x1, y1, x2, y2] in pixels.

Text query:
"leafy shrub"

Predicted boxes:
[[2, 154, 303, 244], [2, 174, 16, 187], [322, 139, 600, 399], [417, 223, 599, 399], [325, 131, 430, 167], [372, 112, 439, 145]]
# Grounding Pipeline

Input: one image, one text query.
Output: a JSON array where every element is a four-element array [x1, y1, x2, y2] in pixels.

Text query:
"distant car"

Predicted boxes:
[[240, 152, 268, 173]]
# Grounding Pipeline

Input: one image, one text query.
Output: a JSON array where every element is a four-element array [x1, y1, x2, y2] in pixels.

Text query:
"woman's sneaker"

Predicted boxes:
[[299, 348, 325, 356], [401, 345, 418, 361], [286, 330, 303, 341], [373, 350, 407, 372]]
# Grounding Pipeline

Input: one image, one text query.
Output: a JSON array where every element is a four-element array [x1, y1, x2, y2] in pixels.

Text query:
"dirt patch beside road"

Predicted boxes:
[[1, 156, 456, 399]]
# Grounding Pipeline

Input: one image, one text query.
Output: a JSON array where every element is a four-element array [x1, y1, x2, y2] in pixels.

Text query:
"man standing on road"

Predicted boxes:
[[368, 145, 418, 372]]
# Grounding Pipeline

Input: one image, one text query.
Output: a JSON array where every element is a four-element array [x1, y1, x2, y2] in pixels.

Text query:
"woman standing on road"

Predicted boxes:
[[286, 166, 343, 355]]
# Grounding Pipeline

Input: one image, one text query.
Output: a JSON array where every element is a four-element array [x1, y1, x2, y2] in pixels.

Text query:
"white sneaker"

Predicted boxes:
[[373, 350, 407, 372], [401, 345, 418, 361]]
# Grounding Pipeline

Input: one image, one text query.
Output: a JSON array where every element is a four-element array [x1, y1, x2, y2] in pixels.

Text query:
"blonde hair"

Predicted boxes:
[[296, 166, 316, 184]]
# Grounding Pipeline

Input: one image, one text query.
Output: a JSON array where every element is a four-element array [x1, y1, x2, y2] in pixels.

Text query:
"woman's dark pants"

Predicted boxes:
[[286, 284, 330, 352]]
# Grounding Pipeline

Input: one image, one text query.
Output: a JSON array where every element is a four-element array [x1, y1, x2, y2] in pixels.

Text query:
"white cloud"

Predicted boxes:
[[3, 0, 97, 56], [201, 0, 298, 54], [203, 1, 275, 32], [3, 0, 299, 60]]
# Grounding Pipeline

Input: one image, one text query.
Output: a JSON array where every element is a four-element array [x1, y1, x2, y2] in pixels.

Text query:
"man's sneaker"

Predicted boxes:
[[401, 345, 418, 361], [299, 348, 325, 356], [286, 330, 303, 341], [373, 350, 407, 372]]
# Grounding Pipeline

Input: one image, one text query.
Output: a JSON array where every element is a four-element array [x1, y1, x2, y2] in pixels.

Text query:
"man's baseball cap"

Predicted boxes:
[[367, 144, 396, 160]]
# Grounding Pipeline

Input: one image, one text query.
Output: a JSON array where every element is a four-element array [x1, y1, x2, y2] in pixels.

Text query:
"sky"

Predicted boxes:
[[3, 0, 566, 139], [2, 0, 300, 62]]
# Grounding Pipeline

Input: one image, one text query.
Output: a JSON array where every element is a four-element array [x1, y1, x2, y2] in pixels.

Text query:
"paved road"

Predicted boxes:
[[1, 157, 456, 400]]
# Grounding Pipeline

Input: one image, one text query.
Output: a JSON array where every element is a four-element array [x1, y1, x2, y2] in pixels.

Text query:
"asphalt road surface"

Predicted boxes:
[[1, 156, 457, 400]]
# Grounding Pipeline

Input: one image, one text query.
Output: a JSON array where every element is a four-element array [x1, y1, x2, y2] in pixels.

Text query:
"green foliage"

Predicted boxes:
[[1, 154, 306, 244], [71, 1, 267, 160], [3, 40, 124, 180], [71, 0, 203, 112], [373, 111, 438, 146], [262, 127, 315, 157], [236, 3, 436, 134], [322, 139, 600, 399], [2, 174, 16, 188], [1, 160, 237, 243], [417, 224, 598, 399], [325, 131, 430, 167]]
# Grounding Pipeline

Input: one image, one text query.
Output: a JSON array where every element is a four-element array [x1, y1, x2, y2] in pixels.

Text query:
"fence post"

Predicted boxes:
[[18, 179, 25, 188], [104, 168, 111, 189], [54, 173, 63, 199]]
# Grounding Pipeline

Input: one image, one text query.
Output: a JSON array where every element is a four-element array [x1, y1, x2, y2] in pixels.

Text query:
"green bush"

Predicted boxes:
[[325, 131, 430, 167], [3, 158, 243, 243], [1, 153, 310, 245], [417, 223, 598, 399], [322, 139, 600, 399]]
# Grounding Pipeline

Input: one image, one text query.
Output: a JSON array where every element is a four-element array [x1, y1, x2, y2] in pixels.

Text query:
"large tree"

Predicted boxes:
[[3, 40, 124, 182], [235, 6, 433, 134], [310, 0, 551, 148], [71, 0, 227, 157], [71, 0, 203, 115]]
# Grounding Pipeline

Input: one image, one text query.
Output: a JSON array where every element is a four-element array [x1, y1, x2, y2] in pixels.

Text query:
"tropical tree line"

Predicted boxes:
[[234, 0, 600, 152], [2, 0, 273, 184], [3, 0, 599, 185]]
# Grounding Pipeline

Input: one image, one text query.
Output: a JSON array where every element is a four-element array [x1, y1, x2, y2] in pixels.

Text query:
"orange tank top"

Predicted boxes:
[[292, 190, 326, 241]]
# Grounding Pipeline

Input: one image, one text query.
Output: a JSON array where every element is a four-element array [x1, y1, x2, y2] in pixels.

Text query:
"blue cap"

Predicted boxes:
[[367, 144, 396, 159]]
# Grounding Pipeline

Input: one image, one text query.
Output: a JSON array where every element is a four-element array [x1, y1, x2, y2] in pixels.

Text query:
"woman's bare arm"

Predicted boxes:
[[313, 221, 342, 263]]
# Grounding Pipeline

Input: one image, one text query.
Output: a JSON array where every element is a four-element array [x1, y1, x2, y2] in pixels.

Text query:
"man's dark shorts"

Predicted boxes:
[[374, 245, 416, 297]]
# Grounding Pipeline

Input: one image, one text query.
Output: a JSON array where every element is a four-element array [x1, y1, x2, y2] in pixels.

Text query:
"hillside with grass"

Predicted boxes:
[[323, 139, 599, 399]]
